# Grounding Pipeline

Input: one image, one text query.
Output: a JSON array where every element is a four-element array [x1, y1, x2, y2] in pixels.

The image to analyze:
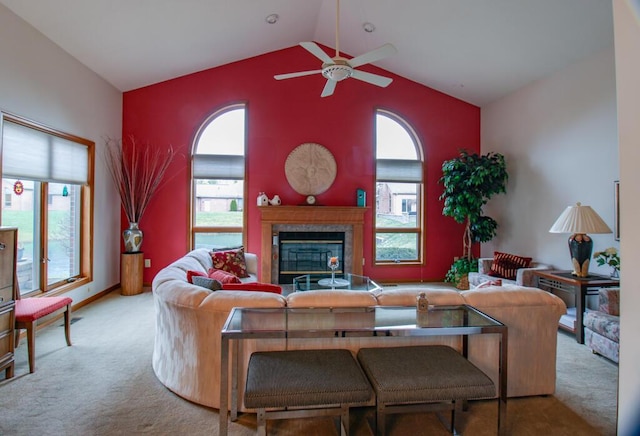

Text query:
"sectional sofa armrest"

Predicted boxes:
[[598, 288, 620, 316], [240, 252, 259, 282], [245, 252, 258, 276], [517, 263, 551, 287]]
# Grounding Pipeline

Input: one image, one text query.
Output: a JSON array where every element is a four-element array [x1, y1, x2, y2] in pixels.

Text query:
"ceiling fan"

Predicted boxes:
[[274, 0, 397, 97]]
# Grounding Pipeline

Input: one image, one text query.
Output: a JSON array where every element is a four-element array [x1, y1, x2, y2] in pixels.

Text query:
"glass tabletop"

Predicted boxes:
[[292, 273, 381, 292], [221, 305, 505, 337]]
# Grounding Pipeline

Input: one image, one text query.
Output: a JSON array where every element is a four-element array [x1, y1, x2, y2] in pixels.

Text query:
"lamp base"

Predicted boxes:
[[569, 233, 592, 278]]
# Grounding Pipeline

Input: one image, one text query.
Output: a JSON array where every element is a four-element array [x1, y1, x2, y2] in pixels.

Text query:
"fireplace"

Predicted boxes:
[[278, 231, 345, 284], [259, 206, 367, 284]]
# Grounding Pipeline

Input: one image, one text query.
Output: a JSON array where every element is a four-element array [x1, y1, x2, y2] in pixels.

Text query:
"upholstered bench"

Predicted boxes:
[[357, 345, 495, 435], [244, 349, 373, 436]]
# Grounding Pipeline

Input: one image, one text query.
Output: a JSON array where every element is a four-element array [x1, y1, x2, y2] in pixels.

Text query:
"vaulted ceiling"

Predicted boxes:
[[0, 0, 613, 106]]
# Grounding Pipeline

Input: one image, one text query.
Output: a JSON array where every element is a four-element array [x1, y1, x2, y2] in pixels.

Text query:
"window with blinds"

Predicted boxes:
[[0, 113, 93, 295], [191, 104, 246, 250], [374, 110, 424, 264]]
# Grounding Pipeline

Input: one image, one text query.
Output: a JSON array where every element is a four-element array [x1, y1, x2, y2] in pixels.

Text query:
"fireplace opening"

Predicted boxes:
[[278, 231, 345, 284]]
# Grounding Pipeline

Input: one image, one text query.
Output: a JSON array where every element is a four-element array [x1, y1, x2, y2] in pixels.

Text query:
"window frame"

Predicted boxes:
[[373, 109, 424, 265], [0, 112, 94, 296], [190, 103, 247, 250]]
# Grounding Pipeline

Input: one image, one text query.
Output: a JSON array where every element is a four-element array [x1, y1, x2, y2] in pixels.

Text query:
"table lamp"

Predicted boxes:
[[549, 202, 612, 277]]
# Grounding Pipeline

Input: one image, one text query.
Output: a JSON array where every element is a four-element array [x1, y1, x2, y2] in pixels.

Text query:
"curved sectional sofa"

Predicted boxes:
[[152, 248, 567, 410]]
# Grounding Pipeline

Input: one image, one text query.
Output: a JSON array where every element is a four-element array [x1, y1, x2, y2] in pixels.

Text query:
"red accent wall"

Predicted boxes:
[[122, 45, 480, 284]]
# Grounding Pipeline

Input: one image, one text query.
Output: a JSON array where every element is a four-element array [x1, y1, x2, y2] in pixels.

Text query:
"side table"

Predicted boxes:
[[121, 252, 144, 296], [532, 270, 619, 343]]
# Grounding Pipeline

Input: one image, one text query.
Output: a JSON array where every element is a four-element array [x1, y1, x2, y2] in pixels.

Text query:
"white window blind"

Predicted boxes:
[[193, 154, 245, 179], [2, 120, 89, 184], [376, 159, 423, 183]]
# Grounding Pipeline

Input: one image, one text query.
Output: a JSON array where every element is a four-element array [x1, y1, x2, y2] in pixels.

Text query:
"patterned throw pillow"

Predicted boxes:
[[488, 252, 532, 280], [191, 276, 223, 291], [210, 247, 249, 278], [207, 268, 242, 284]]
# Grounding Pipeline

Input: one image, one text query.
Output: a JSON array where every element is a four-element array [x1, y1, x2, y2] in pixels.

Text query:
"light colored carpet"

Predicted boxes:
[[0, 289, 618, 435]]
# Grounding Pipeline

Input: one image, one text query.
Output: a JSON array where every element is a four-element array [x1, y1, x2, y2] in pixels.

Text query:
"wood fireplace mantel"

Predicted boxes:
[[259, 206, 367, 284]]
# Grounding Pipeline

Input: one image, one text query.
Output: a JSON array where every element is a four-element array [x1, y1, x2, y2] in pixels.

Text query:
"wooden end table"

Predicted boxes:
[[532, 270, 619, 343]]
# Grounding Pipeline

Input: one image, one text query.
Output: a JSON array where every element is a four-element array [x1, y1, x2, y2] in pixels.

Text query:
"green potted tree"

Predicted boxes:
[[439, 150, 508, 289]]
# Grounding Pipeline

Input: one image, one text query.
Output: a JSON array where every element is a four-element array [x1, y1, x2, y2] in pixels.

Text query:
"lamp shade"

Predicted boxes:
[[549, 202, 612, 234]]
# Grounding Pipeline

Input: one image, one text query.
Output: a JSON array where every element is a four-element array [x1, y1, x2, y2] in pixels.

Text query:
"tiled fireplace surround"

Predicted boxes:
[[258, 206, 366, 284]]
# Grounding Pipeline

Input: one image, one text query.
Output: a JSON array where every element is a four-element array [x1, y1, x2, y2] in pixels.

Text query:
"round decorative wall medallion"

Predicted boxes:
[[285, 143, 337, 196]]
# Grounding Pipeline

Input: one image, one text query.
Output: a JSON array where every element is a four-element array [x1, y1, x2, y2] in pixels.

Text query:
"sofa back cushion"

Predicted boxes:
[[375, 288, 464, 306], [287, 289, 378, 307]]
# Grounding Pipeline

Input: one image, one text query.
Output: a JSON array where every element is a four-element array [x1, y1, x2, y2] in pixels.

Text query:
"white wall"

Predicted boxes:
[[0, 5, 122, 304], [480, 47, 619, 276], [613, 0, 640, 433]]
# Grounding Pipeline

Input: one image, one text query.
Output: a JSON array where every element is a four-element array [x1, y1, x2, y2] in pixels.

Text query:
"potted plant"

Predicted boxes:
[[444, 257, 478, 290], [593, 247, 620, 278], [104, 136, 176, 252], [439, 150, 508, 288]]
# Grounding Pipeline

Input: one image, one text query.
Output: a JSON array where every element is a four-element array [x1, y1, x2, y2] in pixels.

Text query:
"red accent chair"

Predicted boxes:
[[14, 296, 73, 373]]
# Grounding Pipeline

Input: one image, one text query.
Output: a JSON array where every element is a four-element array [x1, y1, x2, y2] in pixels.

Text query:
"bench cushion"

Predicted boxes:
[[15, 297, 72, 322], [357, 345, 495, 403], [244, 349, 373, 409]]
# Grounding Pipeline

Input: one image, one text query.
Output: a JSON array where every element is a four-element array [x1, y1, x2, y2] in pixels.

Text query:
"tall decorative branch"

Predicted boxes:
[[104, 136, 176, 224]]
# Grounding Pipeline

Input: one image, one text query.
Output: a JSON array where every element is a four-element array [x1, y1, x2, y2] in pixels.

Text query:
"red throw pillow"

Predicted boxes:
[[488, 252, 532, 280], [210, 247, 249, 278], [207, 268, 242, 284], [186, 270, 207, 284], [221, 282, 283, 295]]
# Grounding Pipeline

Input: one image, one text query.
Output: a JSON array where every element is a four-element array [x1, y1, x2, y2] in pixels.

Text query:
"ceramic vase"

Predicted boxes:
[[123, 222, 143, 253]]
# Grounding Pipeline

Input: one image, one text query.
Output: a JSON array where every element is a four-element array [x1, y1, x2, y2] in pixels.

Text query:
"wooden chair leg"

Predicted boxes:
[[15, 328, 21, 348], [26, 322, 35, 373], [64, 305, 72, 346]]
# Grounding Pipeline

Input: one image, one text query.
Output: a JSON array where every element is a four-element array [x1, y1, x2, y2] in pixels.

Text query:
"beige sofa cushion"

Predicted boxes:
[[375, 287, 465, 306], [286, 289, 378, 307]]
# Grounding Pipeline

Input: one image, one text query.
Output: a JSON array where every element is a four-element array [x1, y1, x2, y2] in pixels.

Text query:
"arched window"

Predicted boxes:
[[375, 110, 423, 263], [191, 104, 246, 249]]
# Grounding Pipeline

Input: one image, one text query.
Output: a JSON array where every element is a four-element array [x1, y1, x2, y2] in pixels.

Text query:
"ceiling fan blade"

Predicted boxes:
[[300, 42, 334, 65], [321, 79, 337, 97], [274, 70, 322, 80], [351, 70, 393, 88], [348, 43, 397, 68]]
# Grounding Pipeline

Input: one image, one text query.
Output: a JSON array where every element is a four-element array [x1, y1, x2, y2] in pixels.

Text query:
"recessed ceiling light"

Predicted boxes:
[[265, 14, 279, 24], [363, 22, 375, 33]]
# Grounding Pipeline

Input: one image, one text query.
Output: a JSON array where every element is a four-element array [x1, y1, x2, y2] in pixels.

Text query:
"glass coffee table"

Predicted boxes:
[[292, 273, 381, 292]]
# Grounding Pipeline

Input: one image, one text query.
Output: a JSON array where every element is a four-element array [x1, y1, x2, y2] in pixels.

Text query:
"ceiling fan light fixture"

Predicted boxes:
[[322, 64, 353, 82], [273, 0, 395, 97]]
